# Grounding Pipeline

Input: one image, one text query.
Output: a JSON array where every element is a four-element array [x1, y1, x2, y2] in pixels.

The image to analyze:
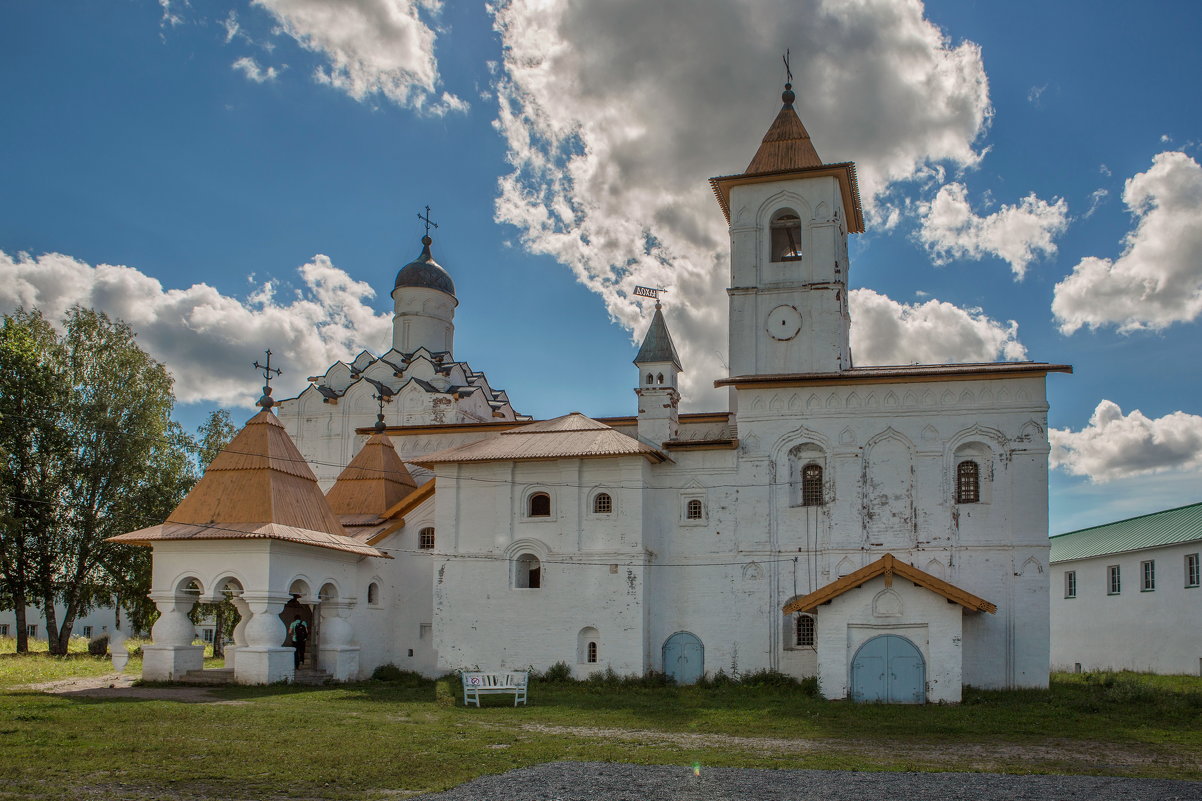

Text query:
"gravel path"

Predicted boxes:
[[413, 762, 1202, 801]]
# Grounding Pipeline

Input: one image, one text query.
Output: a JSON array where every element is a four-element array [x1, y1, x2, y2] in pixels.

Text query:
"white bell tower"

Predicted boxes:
[[634, 299, 682, 446], [711, 82, 864, 383]]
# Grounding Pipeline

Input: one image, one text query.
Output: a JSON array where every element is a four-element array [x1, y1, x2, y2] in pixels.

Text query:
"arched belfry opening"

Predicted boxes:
[[770, 209, 803, 261]]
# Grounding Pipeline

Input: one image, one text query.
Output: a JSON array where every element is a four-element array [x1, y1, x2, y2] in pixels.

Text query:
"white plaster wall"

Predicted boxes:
[[352, 497, 439, 678], [727, 174, 852, 378], [392, 286, 456, 355], [1051, 541, 1202, 675], [735, 374, 1052, 689], [432, 457, 652, 677], [812, 575, 966, 703]]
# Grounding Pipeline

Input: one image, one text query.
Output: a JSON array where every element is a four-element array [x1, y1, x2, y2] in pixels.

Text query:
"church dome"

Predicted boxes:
[[394, 235, 455, 297]]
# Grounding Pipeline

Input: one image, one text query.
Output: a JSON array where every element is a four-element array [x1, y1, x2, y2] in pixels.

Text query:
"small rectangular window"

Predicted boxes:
[[1141, 560, 1155, 591], [82, 625, 93, 638], [1108, 565, 1121, 595], [1064, 571, 1076, 598], [202, 628, 215, 643], [1186, 553, 1200, 588], [0, 624, 8, 637], [26, 625, 38, 638]]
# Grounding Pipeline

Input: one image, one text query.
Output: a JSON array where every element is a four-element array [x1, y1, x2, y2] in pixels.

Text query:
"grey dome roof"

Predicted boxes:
[[394, 236, 455, 297]]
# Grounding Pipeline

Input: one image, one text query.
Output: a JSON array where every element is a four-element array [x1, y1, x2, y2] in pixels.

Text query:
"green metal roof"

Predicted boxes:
[[1049, 501, 1202, 563]]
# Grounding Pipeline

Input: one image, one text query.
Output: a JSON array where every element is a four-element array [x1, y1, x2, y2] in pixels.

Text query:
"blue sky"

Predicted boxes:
[[2, 0, 1200, 535]]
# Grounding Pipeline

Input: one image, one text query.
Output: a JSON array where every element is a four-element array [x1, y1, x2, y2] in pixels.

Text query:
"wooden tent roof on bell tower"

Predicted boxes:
[[744, 94, 823, 173], [709, 82, 865, 233], [326, 432, 418, 516]]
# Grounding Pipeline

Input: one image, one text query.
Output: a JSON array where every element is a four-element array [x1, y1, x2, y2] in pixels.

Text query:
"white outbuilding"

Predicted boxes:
[[1050, 502, 1202, 675]]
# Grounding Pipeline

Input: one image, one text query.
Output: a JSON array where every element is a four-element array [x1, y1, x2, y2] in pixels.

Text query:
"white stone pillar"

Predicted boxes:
[[317, 600, 360, 681], [223, 595, 251, 671], [142, 592, 204, 681], [233, 593, 294, 684]]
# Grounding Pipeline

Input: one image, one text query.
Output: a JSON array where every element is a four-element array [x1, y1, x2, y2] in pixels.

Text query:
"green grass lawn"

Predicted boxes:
[[0, 652, 1199, 801]]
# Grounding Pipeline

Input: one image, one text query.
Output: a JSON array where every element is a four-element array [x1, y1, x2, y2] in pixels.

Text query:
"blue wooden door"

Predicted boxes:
[[662, 631, 704, 685], [851, 635, 925, 703]]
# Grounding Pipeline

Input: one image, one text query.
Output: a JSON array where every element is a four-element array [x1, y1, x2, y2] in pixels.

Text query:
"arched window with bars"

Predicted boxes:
[[801, 463, 823, 507], [419, 527, 435, 549], [795, 614, 815, 647], [956, 460, 980, 504], [593, 492, 613, 514], [685, 498, 703, 520]]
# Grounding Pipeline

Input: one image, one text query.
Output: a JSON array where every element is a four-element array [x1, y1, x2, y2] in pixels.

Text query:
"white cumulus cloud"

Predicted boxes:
[[253, 0, 465, 115], [1053, 151, 1202, 334], [849, 289, 1027, 366], [916, 182, 1069, 277], [0, 250, 392, 407], [490, 0, 995, 407], [1051, 400, 1202, 482], [232, 56, 280, 83]]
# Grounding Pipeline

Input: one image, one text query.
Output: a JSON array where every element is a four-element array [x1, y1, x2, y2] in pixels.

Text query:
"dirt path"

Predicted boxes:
[[19, 674, 249, 704], [516, 723, 1197, 774]]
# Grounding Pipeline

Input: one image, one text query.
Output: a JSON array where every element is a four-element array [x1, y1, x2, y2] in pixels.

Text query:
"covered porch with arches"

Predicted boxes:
[[132, 538, 377, 685]]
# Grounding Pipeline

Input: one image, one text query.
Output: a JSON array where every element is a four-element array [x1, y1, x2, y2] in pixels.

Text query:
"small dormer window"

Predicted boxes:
[[656, 373, 664, 385], [646, 373, 654, 386], [770, 210, 803, 262]]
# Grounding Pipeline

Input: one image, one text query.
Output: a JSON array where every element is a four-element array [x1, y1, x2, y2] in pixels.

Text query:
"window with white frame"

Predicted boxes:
[[1108, 565, 1121, 595], [1141, 560, 1156, 591], [419, 527, 435, 549], [593, 492, 613, 515], [82, 625, 93, 638], [26, 625, 37, 638], [0, 624, 9, 637], [795, 613, 815, 647], [685, 499, 703, 520], [1187, 553, 1200, 588], [587, 641, 598, 663], [1064, 571, 1077, 599]]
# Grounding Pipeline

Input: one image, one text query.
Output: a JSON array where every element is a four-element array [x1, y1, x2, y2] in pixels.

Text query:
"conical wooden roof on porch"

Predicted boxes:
[[108, 410, 387, 558], [326, 432, 417, 516]]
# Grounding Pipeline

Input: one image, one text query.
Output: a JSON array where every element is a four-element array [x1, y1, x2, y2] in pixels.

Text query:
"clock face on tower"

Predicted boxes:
[[766, 305, 802, 341]]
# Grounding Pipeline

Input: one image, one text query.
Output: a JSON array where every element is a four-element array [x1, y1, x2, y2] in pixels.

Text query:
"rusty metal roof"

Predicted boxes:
[[108, 410, 386, 558], [412, 413, 665, 465], [325, 432, 417, 516], [110, 521, 388, 558], [716, 362, 1073, 388]]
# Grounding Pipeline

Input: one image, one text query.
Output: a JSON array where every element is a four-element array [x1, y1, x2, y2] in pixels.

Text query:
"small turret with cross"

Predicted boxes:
[[253, 350, 283, 410]]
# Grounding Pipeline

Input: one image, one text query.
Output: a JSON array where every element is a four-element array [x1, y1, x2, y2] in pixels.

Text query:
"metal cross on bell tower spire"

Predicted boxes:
[[253, 349, 283, 410]]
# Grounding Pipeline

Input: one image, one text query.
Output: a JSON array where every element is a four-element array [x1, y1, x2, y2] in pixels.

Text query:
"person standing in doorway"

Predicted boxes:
[[289, 618, 309, 669]]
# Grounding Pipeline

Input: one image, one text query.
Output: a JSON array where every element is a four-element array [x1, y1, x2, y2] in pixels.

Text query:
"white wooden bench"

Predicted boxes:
[[460, 670, 529, 707]]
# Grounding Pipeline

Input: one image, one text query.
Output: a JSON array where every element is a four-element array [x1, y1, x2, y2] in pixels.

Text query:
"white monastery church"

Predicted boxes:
[[112, 80, 1070, 703]]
